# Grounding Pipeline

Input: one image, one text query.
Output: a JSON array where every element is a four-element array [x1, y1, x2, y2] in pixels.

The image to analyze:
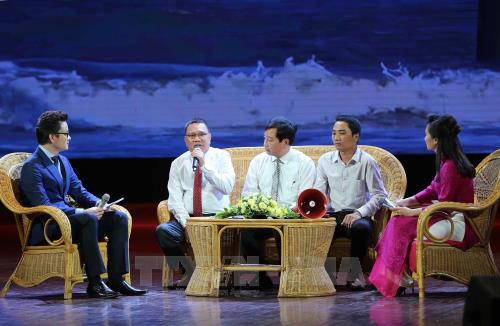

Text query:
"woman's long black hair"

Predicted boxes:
[[427, 114, 476, 178]]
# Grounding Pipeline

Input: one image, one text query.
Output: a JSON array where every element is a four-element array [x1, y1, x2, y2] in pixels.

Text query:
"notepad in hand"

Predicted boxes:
[[382, 198, 397, 209], [104, 197, 124, 210]]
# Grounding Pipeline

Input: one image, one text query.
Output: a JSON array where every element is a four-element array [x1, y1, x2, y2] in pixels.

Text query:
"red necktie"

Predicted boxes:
[[193, 168, 203, 217]]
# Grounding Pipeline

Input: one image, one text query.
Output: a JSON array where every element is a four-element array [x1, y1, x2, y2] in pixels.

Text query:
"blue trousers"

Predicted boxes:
[[30, 210, 129, 280], [333, 217, 373, 262], [155, 219, 194, 273]]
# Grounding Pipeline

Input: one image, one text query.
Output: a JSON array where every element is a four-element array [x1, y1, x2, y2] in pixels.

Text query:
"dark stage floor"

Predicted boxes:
[[1, 252, 499, 325], [0, 253, 486, 326], [1, 203, 499, 325]]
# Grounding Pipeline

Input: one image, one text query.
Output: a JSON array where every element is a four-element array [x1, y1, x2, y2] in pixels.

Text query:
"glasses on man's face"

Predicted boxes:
[[185, 132, 208, 140], [55, 132, 70, 137]]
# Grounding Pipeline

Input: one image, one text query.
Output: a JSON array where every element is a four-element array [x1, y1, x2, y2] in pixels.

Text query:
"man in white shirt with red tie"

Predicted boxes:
[[155, 118, 235, 288]]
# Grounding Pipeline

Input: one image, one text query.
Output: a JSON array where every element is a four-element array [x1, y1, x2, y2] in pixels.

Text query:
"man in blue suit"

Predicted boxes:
[[20, 110, 146, 298]]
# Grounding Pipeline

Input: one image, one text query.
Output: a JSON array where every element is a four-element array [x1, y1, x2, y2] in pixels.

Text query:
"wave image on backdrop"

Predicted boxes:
[[0, 0, 498, 158]]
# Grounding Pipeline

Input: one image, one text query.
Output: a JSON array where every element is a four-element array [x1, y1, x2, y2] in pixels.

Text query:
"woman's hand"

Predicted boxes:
[[396, 196, 419, 208], [390, 206, 422, 216]]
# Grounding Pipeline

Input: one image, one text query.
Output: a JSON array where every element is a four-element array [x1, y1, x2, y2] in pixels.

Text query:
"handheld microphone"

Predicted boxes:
[[98, 193, 110, 209], [192, 144, 201, 172]]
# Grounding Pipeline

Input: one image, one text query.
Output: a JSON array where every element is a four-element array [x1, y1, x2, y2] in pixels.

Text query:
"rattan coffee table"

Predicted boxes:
[[185, 217, 336, 297]]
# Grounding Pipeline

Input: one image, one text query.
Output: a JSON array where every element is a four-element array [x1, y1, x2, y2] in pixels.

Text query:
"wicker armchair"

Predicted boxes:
[[157, 145, 406, 286], [157, 200, 174, 287], [157, 201, 239, 288], [413, 149, 500, 298], [0, 152, 132, 299]]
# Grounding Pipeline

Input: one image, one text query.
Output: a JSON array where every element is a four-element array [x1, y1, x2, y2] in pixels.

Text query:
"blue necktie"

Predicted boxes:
[[52, 156, 65, 183]]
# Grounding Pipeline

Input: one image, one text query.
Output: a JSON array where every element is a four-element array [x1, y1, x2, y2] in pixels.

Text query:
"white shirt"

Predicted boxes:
[[168, 147, 235, 227], [314, 147, 387, 218], [242, 148, 316, 208]]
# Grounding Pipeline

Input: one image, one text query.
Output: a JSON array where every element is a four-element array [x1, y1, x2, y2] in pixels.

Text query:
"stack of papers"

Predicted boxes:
[[382, 198, 397, 209]]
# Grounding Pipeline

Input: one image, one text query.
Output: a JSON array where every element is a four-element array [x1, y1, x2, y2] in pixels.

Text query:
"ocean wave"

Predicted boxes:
[[1, 57, 499, 130], [13, 58, 259, 81]]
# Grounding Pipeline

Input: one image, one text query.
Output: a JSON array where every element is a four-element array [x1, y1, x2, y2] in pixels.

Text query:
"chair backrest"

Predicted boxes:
[[224, 145, 407, 206], [471, 149, 500, 242], [0, 152, 32, 245]]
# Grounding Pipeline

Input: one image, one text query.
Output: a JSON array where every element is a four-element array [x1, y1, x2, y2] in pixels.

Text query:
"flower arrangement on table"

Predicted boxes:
[[215, 193, 302, 219]]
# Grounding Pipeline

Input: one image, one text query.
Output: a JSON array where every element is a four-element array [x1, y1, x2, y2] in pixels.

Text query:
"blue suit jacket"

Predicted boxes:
[[20, 147, 99, 216]]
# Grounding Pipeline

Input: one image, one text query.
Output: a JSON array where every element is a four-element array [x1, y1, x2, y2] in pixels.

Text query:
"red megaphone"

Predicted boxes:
[[296, 188, 328, 219]]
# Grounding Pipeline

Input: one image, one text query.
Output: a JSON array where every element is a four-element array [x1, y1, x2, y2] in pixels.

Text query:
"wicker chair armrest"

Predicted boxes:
[[0, 171, 74, 245], [24, 205, 73, 246], [157, 200, 171, 224], [416, 201, 479, 244], [112, 204, 133, 237]]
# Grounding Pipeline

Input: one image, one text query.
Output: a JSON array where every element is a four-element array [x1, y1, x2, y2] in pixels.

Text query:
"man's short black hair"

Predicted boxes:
[[36, 110, 68, 145], [265, 117, 298, 145], [335, 115, 361, 137], [184, 118, 210, 134]]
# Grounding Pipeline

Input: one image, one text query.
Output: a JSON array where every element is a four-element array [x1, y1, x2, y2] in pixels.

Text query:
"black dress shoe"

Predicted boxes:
[[346, 280, 366, 291], [364, 284, 376, 291], [87, 280, 119, 299], [106, 280, 147, 296], [167, 281, 187, 290], [166, 273, 191, 290], [396, 286, 407, 297]]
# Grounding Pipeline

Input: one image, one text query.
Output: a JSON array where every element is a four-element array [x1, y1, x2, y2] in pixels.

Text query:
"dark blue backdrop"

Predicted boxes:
[[0, 0, 498, 157]]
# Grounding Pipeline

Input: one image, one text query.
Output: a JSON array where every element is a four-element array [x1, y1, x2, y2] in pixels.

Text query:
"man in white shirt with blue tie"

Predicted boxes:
[[241, 117, 316, 289]]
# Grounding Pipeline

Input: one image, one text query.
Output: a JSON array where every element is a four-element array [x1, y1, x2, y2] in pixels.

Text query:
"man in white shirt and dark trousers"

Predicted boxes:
[[155, 118, 236, 289], [241, 117, 316, 289], [314, 115, 387, 290]]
